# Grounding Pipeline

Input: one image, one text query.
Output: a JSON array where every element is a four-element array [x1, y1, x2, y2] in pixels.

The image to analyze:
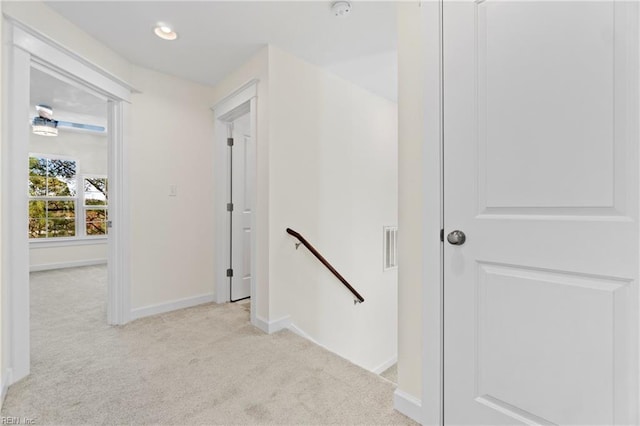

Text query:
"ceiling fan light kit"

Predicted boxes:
[[32, 117, 59, 137], [31, 104, 106, 136], [32, 104, 58, 137]]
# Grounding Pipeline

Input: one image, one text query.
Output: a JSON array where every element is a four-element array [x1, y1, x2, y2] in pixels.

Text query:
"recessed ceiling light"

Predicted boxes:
[[154, 23, 178, 41]]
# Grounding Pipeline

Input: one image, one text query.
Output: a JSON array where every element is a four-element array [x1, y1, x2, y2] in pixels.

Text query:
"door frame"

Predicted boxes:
[[422, 2, 640, 425], [1, 17, 133, 387], [212, 80, 258, 325], [416, 1, 444, 425]]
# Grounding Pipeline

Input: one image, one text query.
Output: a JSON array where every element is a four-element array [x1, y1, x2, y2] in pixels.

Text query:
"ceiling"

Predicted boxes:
[[45, 1, 398, 101], [30, 67, 107, 124]]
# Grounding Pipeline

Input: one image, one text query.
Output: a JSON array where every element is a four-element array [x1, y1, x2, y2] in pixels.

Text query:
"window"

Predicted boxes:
[[83, 176, 108, 236], [28, 155, 108, 240], [28, 155, 77, 239]]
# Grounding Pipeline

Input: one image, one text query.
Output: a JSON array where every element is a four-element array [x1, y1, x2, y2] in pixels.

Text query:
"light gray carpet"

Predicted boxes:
[[2, 265, 415, 425]]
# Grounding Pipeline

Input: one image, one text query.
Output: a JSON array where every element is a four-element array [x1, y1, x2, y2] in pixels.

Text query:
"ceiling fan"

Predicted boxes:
[[31, 104, 105, 137]]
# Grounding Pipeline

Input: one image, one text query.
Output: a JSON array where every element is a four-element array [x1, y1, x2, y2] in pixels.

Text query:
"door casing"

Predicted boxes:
[[212, 80, 258, 325], [1, 17, 133, 389]]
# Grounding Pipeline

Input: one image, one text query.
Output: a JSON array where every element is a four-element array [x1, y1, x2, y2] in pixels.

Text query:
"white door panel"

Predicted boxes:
[[443, 1, 638, 425], [230, 114, 252, 301]]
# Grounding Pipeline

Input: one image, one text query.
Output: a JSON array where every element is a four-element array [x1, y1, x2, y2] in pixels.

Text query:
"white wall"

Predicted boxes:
[[209, 47, 270, 321], [30, 243, 106, 271], [29, 131, 107, 175], [0, 0, 5, 406], [28, 130, 108, 270], [397, 3, 443, 424], [129, 65, 216, 311], [268, 46, 398, 372], [2, 1, 131, 84]]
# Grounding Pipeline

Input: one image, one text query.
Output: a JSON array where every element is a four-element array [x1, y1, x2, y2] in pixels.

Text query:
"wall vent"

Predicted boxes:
[[383, 226, 398, 270]]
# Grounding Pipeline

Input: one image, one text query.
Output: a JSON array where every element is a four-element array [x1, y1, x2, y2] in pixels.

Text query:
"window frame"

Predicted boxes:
[[28, 153, 108, 243], [28, 152, 80, 240], [81, 173, 109, 238]]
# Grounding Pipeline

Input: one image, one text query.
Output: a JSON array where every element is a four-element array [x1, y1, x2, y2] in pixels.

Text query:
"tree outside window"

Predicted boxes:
[[84, 176, 108, 236], [28, 156, 77, 238]]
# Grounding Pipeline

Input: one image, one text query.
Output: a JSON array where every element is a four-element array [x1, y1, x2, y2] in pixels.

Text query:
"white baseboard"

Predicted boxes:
[[288, 323, 328, 349], [372, 355, 398, 375], [290, 323, 396, 375], [253, 314, 291, 334], [130, 293, 215, 320], [1, 368, 13, 411], [30, 258, 107, 272], [394, 389, 422, 424]]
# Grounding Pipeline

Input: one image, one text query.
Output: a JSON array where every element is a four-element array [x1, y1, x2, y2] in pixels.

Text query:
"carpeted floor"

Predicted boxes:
[[2, 265, 415, 425]]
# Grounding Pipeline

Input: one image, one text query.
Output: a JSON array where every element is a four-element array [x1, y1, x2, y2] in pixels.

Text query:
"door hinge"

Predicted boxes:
[[107, 221, 113, 229], [227, 137, 234, 147], [440, 229, 444, 242], [226, 268, 234, 277], [227, 203, 234, 212]]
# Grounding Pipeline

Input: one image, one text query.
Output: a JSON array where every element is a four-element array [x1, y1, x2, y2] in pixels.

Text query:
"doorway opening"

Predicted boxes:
[[3, 19, 132, 386], [213, 81, 258, 324], [225, 112, 253, 303], [27, 64, 111, 373], [28, 66, 109, 271]]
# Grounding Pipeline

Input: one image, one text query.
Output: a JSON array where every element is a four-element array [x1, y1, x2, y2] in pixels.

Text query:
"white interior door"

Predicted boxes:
[[443, 1, 639, 424], [230, 113, 253, 301]]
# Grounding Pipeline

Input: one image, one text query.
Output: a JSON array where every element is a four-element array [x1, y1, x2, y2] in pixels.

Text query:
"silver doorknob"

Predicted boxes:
[[447, 230, 466, 245]]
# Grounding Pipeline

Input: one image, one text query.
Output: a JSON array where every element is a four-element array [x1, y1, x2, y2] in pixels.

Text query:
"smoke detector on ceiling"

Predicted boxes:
[[331, 1, 352, 18]]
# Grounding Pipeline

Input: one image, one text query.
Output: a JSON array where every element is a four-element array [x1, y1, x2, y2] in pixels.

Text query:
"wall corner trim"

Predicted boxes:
[[253, 314, 291, 334], [211, 79, 258, 113], [130, 293, 215, 321], [394, 389, 423, 424], [1, 369, 13, 410], [372, 355, 398, 375]]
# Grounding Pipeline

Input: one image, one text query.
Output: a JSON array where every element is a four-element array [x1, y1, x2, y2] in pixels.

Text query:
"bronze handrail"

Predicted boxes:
[[286, 228, 365, 304]]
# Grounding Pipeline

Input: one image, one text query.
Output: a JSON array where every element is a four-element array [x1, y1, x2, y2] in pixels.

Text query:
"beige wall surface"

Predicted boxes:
[[129, 65, 216, 309], [397, 4, 444, 424], [29, 131, 108, 176], [268, 46, 398, 372], [2, 1, 132, 84], [30, 244, 106, 270], [0, 0, 4, 405], [397, 2, 426, 401]]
